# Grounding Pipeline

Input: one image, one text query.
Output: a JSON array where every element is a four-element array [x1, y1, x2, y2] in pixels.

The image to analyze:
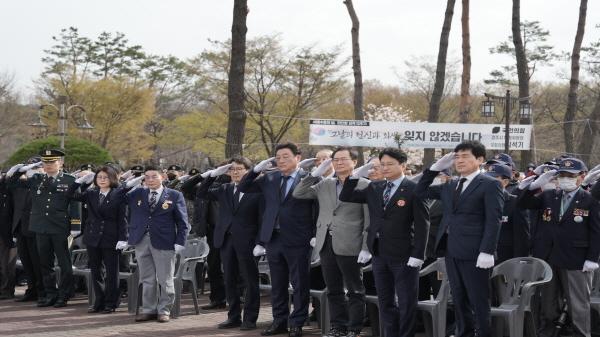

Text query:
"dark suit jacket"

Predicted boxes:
[[0, 180, 14, 246], [517, 187, 600, 269], [126, 187, 190, 250], [7, 179, 33, 237], [238, 169, 316, 247], [497, 190, 530, 258], [67, 184, 128, 248], [195, 176, 263, 249], [339, 177, 430, 262], [415, 169, 504, 260]]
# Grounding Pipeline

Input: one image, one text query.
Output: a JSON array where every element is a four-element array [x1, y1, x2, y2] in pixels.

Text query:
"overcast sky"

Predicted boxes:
[[1, 0, 599, 96]]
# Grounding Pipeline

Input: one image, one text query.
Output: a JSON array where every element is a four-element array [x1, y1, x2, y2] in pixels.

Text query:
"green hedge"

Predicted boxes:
[[5, 136, 112, 170]]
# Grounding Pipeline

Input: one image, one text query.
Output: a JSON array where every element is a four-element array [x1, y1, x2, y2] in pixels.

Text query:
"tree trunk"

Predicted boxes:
[[225, 0, 248, 158], [344, 0, 365, 164], [458, 0, 471, 124], [512, 0, 532, 167], [564, 0, 587, 155], [577, 95, 600, 161], [424, 0, 456, 166]]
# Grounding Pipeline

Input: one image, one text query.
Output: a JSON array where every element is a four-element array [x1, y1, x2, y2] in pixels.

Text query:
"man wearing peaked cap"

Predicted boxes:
[[517, 157, 599, 337], [188, 168, 200, 176], [79, 164, 95, 172], [6, 148, 81, 308], [166, 165, 184, 188], [484, 164, 530, 263], [130, 165, 145, 178]]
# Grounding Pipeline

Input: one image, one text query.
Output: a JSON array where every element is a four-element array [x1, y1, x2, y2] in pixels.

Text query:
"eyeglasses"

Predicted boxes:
[[96, 175, 109, 180], [228, 167, 246, 172]]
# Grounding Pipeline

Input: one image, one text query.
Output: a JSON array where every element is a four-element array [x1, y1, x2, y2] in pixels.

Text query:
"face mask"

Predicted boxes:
[[557, 177, 578, 192], [167, 173, 177, 181]]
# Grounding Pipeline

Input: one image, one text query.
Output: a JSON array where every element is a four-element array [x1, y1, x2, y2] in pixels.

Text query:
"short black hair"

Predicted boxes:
[[94, 166, 120, 188], [454, 140, 486, 159], [229, 156, 252, 169], [144, 165, 160, 173], [275, 142, 301, 155], [378, 147, 408, 164], [332, 146, 358, 160]]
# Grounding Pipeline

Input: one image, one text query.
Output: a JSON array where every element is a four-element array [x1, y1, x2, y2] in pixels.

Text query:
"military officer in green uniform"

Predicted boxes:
[[8, 149, 81, 308]]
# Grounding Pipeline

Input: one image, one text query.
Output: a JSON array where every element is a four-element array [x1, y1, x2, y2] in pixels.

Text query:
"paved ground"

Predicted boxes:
[[0, 286, 327, 337]]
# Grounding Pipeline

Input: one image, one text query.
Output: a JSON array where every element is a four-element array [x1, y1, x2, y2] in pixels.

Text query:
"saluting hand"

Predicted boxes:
[[311, 159, 332, 178], [210, 164, 233, 177], [430, 152, 455, 172], [253, 157, 276, 173], [352, 162, 374, 179], [298, 158, 317, 170], [529, 170, 557, 190], [582, 170, 600, 186], [19, 161, 43, 172], [6, 164, 25, 177]]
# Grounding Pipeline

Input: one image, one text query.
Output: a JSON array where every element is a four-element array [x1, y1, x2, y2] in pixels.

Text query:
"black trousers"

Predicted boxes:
[[445, 256, 492, 337], [206, 225, 225, 303], [220, 234, 260, 323], [87, 246, 120, 309], [320, 234, 366, 332], [16, 233, 44, 298], [36, 233, 73, 300], [0, 239, 17, 296]]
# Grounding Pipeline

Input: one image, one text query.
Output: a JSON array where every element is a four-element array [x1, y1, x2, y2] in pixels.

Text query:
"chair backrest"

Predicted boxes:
[[175, 239, 209, 279], [491, 257, 551, 306], [591, 268, 600, 297], [71, 249, 89, 269], [419, 258, 449, 303]]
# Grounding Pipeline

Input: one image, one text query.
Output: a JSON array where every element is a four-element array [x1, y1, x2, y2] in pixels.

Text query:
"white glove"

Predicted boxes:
[[210, 163, 233, 177], [252, 244, 266, 257], [529, 170, 557, 190], [430, 152, 455, 172], [25, 170, 38, 178], [6, 164, 25, 177], [200, 170, 212, 179], [125, 175, 144, 188], [357, 250, 372, 264], [75, 172, 95, 185], [583, 260, 599, 272], [299, 158, 317, 170], [253, 157, 276, 173], [583, 170, 600, 186], [19, 162, 43, 172], [311, 159, 332, 177], [352, 162, 374, 178], [407, 257, 424, 268], [518, 175, 536, 190], [476, 252, 495, 269], [309, 237, 316, 247], [115, 241, 128, 250], [175, 244, 186, 254], [121, 170, 133, 180], [589, 164, 600, 174]]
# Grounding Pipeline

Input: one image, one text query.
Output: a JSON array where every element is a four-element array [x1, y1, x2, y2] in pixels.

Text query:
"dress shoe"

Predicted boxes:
[[218, 318, 242, 329], [261, 322, 288, 336], [53, 298, 68, 308], [289, 326, 302, 337], [157, 314, 170, 323], [240, 321, 257, 331], [15, 293, 38, 302], [345, 331, 361, 337], [102, 308, 116, 314], [135, 313, 157, 322], [201, 301, 226, 310], [324, 327, 346, 337], [37, 297, 57, 307], [88, 307, 104, 313]]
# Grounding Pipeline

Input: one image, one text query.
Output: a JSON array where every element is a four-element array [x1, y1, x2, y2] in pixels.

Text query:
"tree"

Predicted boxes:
[[577, 25, 600, 159], [459, 0, 471, 123], [564, 0, 588, 154], [225, 0, 249, 157], [0, 72, 31, 163], [424, 0, 456, 166], [344, 0, 365, 164]]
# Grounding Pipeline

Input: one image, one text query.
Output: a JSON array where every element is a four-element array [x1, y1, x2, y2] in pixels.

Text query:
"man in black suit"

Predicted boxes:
[[415, 140, 504, 337], [0, 172, 16, 300], [238, 142, 317, 337], [195, 157, 263, 331], [340, 147, 430, 337]]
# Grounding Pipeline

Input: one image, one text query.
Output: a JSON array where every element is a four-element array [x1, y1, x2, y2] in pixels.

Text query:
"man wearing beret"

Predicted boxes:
[[518, 157, 600, 337], [7, 149, 81, 308]]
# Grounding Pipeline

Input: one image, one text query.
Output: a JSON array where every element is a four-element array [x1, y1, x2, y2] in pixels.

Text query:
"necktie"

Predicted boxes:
[[233, 185, 240, 208], [560, 193, 572, 219], [280, 176, 291, 201], [99, 193, 106, 206], [453, 178, 467, 209], [149, 191, 158, 210], [383, 181, 394, 207]]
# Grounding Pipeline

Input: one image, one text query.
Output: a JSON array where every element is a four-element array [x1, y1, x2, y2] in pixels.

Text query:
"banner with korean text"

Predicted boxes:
[[309, 119, 532, 150]]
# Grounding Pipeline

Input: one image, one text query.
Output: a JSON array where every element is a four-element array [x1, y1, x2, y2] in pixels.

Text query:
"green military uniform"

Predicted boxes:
[[15, 149, 81, 307]]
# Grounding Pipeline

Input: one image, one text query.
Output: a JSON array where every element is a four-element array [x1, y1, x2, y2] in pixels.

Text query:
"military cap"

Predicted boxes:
[[130, 165, 144, 172], [188, 168, 200, 176], [79, 163, 95, 171], [486, 153, 515, 170], [558, 158, 587, 174], [167, 164, 183, 171], [27, 156, 42, 164], [39, 149, 65, 162], [484, 163, 512, 179]]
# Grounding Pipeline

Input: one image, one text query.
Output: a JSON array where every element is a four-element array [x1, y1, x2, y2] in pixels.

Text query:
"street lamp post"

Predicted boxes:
[[481, 90, 532, 153], [30, 95, 94, 149]]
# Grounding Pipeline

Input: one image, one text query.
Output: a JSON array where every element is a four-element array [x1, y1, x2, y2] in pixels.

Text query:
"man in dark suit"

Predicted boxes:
[[415, 140, 504, 337], [238, 142, 316, 337], [0, 172, 16, 300], [483, 164, 530, 263], [340, 147, 430, 337], [127, 166, 190, 323], [195, 157, 263, 330], [517, 158, 600, 337]]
